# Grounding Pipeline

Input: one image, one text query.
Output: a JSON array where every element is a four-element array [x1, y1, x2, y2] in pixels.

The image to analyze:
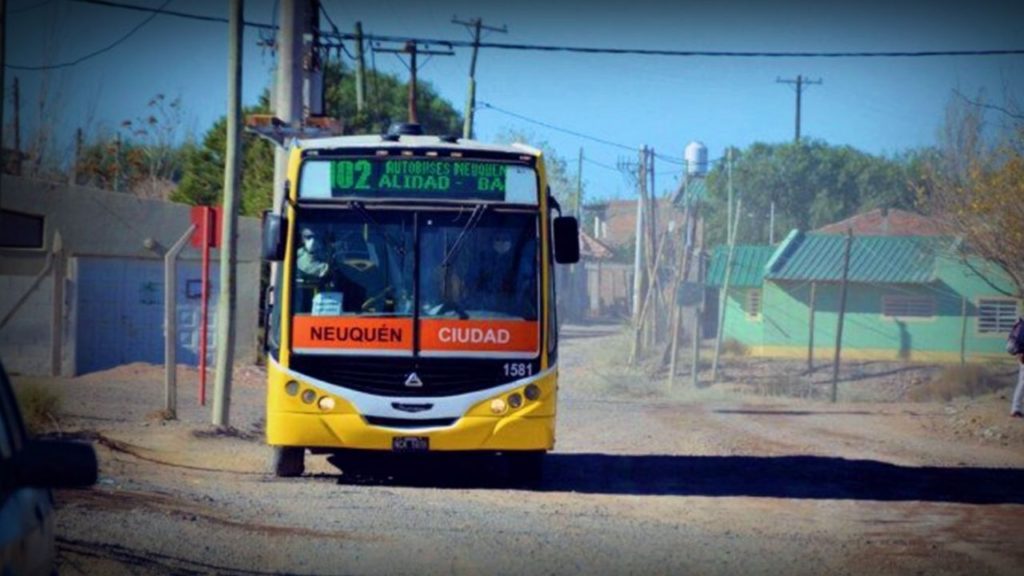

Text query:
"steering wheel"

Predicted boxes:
[[361, 285, 395, 313]]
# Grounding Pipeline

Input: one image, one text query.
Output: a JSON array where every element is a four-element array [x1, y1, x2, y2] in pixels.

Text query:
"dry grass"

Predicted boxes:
[[721, 339, 749, 357], [13, 382, 62, 435], [907, 365, 1009, 402]]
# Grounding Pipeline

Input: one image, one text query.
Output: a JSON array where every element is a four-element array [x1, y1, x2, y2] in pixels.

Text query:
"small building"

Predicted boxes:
[[0, 176, 262, 376], [707, 230, 1019, 363], [705, 245, 776, 345]]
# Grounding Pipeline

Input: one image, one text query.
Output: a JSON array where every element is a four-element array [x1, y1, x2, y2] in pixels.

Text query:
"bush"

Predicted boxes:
[[721, 338, 749, 357], [13, 383, 61, 435], [907, 365, 1005, 402]]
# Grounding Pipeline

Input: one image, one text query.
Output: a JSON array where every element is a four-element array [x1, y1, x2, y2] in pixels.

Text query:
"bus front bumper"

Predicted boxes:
[[265, 359, 557, 452]]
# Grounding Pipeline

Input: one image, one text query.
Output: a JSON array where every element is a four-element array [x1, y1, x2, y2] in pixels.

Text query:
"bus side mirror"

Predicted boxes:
[[553, 216, 580, 264], [262, 212, 287, 261]]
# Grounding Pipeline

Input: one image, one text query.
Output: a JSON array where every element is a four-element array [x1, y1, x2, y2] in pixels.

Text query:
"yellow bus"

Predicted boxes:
[[261, 125, 579, 480]]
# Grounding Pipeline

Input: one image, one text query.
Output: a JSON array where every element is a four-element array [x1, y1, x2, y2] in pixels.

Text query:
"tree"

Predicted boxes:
[[76, 94, 190, 200], [920, 91, 1024, 296], [174, 60, 463, 215], [701, 140, 920, 246], [492, 128, 581, 210]]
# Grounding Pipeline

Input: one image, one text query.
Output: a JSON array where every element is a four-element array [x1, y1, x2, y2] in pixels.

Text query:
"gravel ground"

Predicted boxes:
[[13, 323, 1024, 575]]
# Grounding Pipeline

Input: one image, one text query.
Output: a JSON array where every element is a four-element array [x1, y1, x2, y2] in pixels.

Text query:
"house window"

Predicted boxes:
[[745, 289, 762, 318], [0, 209, 44, 249], [882, 295, 935, 319], [977, 298, 1019, 334]]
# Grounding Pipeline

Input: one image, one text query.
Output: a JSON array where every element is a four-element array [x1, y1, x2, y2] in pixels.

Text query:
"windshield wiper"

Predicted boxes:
[[439, 204, 487, 270], [350, 201, 407, 257]]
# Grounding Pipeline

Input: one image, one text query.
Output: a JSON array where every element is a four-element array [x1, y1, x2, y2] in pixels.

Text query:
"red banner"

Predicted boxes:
[[419, 319, 539, 355], [292, 316, 413, 354]]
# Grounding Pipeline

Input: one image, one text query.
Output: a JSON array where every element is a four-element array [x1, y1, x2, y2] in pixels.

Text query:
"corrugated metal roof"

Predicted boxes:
[[706, 245, 776, 288], [765, 232, 944, 283]]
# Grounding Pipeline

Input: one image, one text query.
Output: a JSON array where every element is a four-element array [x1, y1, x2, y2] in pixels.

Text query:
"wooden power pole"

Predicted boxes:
[[776, 75, 822, 143], [453, 16, 506, 139], [354, 21, 366, 113], [830, 229, 853, 403], [375, 41, 454, 125]]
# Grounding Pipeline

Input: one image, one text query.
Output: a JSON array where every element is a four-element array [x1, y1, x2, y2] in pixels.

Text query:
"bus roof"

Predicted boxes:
[[297, 134, 542, 158]]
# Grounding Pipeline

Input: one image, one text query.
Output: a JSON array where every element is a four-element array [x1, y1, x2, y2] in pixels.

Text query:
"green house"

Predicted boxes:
[[707, 231, 1020, 363], [706, 245, 776, 348]]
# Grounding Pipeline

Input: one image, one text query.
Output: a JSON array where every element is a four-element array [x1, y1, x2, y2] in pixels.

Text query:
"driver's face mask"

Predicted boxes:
[[302, 232, 316, 252]]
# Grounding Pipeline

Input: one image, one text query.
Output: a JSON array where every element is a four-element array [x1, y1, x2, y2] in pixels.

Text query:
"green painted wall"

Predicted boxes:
[[756, 259, 1019, 361], [716, 242, 1021, 362], [719, 287, 764, 348]]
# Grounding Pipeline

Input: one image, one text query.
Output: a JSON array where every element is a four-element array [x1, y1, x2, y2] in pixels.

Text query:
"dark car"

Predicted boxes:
[[0, 360, 98, 575]]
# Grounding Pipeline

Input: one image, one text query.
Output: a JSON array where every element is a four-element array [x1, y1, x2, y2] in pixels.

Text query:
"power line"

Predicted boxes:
[[55, 0, 1024, 60], [7, 0, 175, 71], [478, 100, 639, 153], [478, 101, 688, 166]]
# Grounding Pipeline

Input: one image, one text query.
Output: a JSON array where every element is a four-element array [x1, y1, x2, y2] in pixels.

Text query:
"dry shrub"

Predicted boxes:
[[907, 365, 1005, 402], [722, 338, 749, 357], [14, 383, 61, 435]]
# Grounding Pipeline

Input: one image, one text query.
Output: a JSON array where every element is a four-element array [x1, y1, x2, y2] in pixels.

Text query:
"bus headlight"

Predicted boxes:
[[301, 389, 317, 404], [524, 384, 541, 401], [318, 396, 336, 411], [285, 381, 300, 396], [490, 398, 508, 414], [508, 393, 523, 409]]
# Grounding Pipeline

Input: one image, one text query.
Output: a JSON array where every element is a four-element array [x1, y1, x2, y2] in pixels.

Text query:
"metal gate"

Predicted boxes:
[[75, 256, 218, 374]]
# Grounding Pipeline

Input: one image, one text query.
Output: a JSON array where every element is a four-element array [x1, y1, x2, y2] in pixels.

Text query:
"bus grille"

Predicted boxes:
[[364, 416, 458, 429], [287, 355, 539, 397]]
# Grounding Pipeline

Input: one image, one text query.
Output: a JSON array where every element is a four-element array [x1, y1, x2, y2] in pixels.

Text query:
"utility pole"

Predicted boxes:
[[213, 0, 244, 428], [354, 21, 366, 113], [453, 16, 506, 139], [776, 75, 822, 143], [711, 198, 742, 383], [113, 132, 122, 193], [830, 229, 853, 403], [375, 40, 454, 125], [576, 147, 583, 219], [70, 128, 82, 186], [302, 0, 323, 118], [629, 147, 647, 364], [726, 148, 734, 242], [272, 0, 304, 216]]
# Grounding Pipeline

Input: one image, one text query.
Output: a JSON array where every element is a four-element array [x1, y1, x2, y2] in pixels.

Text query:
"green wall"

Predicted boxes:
[[719, 287, 764, 348]]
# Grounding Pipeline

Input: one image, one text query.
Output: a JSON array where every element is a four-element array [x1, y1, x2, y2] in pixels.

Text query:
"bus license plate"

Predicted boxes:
[[392, 437, 429, 452]]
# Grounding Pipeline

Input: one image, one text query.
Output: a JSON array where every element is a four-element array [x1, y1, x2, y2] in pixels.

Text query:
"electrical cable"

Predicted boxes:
[[7, 0, 175, 71], [61, 0, 1024, 60]]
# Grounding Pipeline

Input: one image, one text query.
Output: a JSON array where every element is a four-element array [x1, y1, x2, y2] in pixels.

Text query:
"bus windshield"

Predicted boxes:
[[291, 208, 538, 322], [292, 211, 414, 317], [420, 209, 538, 321]]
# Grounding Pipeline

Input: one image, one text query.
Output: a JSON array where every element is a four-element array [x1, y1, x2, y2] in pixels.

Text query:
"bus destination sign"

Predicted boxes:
[[329, 159, 509, 200]]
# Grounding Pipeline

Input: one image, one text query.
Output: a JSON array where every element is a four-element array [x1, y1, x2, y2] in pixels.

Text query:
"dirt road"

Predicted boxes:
[[27, 324, 1024, 575]]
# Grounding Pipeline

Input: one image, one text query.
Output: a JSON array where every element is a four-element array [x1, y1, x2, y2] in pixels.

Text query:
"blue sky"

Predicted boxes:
[[5, 0, 1024, 200]]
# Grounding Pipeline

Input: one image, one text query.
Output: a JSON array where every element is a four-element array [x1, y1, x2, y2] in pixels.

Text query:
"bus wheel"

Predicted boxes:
[[271, 447, 305, 477]]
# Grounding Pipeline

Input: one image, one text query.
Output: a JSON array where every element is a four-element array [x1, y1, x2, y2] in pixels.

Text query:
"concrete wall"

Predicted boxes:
[[0, 176, 263, 375], [0, 275, 53, 374]]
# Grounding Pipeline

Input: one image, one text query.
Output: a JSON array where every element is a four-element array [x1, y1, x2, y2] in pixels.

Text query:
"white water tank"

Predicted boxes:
[[684, 141, 708, 177]]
